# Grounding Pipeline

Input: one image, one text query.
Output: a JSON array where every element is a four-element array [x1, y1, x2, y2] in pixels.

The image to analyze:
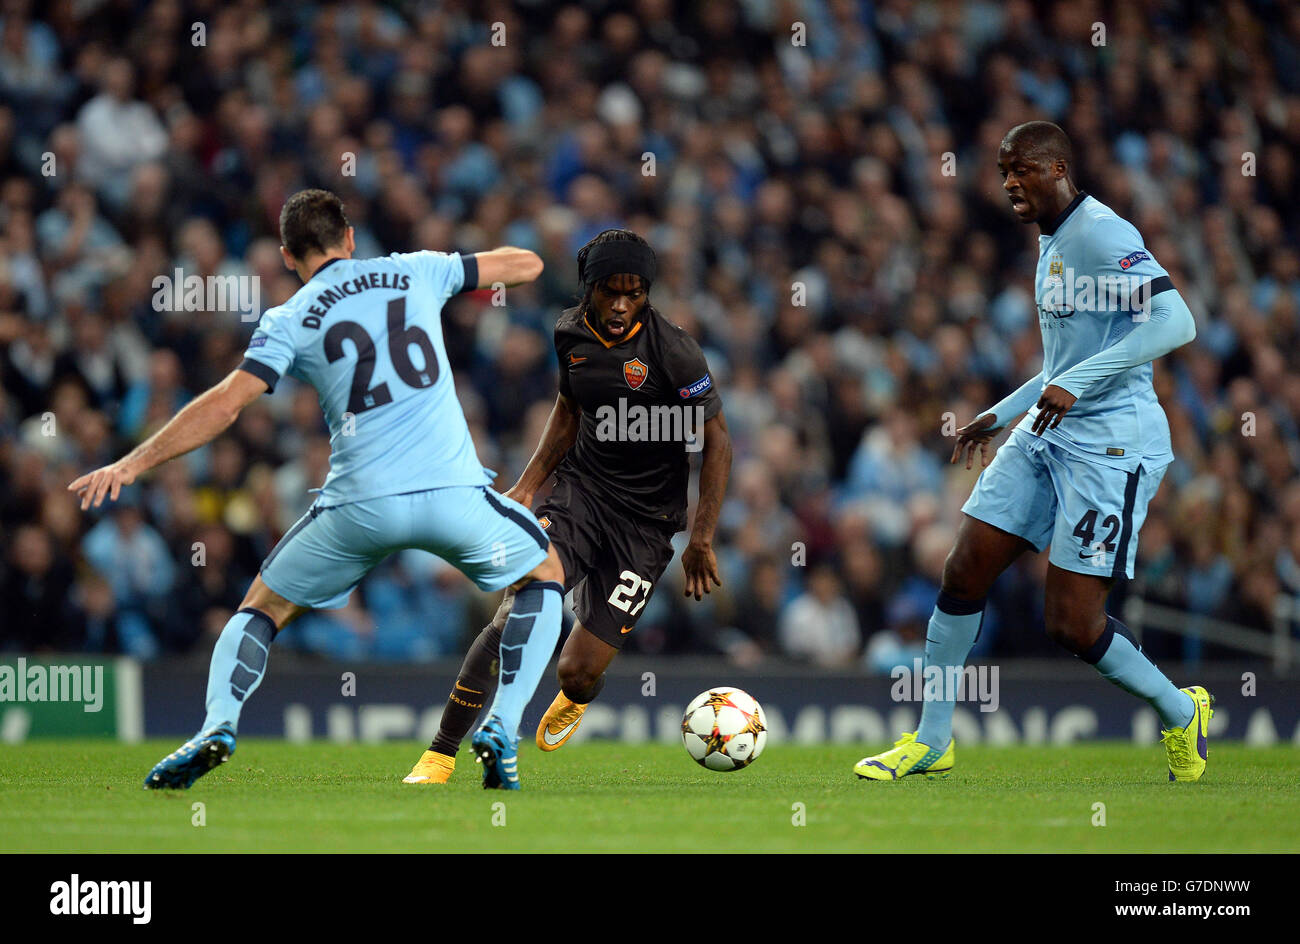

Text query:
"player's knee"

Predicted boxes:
[[940, 545, 986, 600], [538, 545, 565, 585], [1043, 604, 1098, 655], [489, 591, 515, 632], [238, 579, 298, 631]]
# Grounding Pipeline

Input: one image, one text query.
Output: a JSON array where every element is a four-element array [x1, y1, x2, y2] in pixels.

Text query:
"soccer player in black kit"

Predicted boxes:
[[404, 229, 732, 784]]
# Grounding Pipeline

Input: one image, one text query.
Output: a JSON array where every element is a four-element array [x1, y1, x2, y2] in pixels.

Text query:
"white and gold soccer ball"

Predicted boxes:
[[681, 687, 768, 771]]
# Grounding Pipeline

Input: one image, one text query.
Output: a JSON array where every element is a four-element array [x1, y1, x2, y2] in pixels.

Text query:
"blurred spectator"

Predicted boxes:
[[76, 58, 168, 209], [778, 563, 861, 667], [863, 588, 929, 676], [166, 521, 250, 654], [1, 523, 81, 651], [81, 497, 175, 658]]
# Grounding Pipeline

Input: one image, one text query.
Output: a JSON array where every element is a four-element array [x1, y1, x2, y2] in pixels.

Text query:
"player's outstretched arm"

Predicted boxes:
[[471, 247, 544, 288], [68, 368, 267, 510], [1034, 289, 1196, 432], [953, 370, 1043, 468], [683, 411, 732, 601], [505, 392, 580, 507]]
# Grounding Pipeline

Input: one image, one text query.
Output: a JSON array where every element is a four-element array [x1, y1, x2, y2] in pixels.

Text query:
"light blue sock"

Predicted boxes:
[[487, 580, 563, 740], [201, 608, 277, 734], [915, 592, 986, 749], [1082, 615, 1194, 728]]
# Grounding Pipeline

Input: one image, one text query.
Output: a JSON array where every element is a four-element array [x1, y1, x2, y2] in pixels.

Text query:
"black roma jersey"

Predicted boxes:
[[554, 305, 722, 530]]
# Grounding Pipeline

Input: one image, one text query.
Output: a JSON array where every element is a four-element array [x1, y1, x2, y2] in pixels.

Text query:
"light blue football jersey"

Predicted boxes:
[[1023, 194, 1174, 468], [239, 252, 491, 506]]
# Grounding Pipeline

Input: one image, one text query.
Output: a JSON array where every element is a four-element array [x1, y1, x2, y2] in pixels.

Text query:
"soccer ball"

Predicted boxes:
[[681, 687, 768, 771]]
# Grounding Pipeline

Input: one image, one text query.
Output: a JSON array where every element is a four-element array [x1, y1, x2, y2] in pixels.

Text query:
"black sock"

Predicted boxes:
[[430, 622, 502, 756], [565, 673, 606, 705]]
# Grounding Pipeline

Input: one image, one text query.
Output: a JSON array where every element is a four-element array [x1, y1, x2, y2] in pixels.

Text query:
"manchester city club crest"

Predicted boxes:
[[1048, 252, 1065, 284]]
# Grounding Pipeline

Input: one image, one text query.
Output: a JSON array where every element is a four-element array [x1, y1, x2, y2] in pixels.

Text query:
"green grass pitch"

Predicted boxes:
[[1, 740, 1296, 852]]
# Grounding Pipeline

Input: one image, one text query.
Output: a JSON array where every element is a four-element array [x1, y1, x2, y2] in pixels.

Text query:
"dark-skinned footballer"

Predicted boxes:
[[853, 122, 1210, 784], [405, 229, 732, 785]]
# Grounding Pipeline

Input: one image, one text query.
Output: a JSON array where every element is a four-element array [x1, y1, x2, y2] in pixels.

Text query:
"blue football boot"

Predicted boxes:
[[144, 724, 236, 789], [471, 716, 521, 790]]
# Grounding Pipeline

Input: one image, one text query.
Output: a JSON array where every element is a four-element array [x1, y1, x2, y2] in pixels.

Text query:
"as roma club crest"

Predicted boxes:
[[623, 358, 648, 390]]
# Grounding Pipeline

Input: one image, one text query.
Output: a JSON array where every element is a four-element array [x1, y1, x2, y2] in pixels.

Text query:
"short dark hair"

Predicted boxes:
[[1001, 121, 1074, 171], [279, 189, 349, 260]]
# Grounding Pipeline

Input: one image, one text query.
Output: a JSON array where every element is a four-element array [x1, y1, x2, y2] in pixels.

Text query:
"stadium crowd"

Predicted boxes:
[[1, 0, 1298, 668]]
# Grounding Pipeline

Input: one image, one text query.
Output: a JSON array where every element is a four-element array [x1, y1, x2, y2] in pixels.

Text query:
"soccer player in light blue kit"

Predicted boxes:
[[70, 190, 565, 790], [854, 122, 1214, 783]]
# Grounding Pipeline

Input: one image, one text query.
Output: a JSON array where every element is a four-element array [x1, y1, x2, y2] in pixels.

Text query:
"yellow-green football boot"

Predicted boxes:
[[1163, 685, 1213, 782], [854, 731, 953, 780]]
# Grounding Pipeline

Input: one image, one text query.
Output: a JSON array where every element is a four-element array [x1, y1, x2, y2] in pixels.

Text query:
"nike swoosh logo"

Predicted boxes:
[[542, 720, 579, 746], [569, 354, 587, 365], [620, 625, 633, 634], [455, 682, 484, 694]]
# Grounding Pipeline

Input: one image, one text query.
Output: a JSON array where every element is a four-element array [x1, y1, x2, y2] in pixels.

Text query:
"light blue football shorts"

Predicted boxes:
[[260, 486, 550, 609], [961, 428, 1167, 579]]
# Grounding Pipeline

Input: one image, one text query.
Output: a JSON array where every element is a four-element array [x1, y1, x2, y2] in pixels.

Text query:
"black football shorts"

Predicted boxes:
[[533, 474, 677, 649]]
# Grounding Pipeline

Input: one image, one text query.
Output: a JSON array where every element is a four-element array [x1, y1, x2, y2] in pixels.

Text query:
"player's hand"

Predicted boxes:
[[682, 540, 721, 601], [950, 413, 1001, 470], [68, 459, 138, 510], [1031, 384, 1077, 435]]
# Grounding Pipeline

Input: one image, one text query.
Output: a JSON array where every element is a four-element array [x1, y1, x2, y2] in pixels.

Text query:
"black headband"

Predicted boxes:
[[581, 241, 657, 288]]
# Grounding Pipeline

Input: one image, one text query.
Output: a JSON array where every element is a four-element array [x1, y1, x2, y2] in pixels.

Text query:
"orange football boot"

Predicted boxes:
[[536, 692, 587, 751]]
